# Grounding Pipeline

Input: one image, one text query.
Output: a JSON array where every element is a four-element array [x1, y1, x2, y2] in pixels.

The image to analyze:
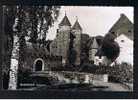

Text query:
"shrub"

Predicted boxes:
[[108, 62, 133, 83], [81, 61, 133, 83], [17, 68, 32, 85]]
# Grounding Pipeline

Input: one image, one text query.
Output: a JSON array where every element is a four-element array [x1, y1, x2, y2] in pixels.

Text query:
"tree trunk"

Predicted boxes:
[[8, 35, 20, 90], [1, 6, 15, 90]]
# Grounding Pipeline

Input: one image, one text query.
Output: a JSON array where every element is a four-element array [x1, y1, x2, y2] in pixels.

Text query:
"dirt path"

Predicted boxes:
[[93, 80, 132, 91]]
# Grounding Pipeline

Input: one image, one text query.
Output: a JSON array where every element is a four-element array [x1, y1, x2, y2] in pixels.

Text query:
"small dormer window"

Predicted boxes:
[[121, 40, 124, 42]]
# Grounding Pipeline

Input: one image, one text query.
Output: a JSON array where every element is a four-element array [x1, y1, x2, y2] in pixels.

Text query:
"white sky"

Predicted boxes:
[[47, 6, 134, 40]]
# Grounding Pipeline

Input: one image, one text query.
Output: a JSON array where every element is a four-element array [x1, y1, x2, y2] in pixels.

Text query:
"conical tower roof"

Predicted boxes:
[[59, 14, 71, 26], [72, 19, 82, 31], [91, 37, 99, 49]]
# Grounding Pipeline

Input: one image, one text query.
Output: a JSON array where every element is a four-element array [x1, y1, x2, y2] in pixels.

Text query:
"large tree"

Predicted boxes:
[[2, 6, 17, 89], [2, 5, 60, 90]]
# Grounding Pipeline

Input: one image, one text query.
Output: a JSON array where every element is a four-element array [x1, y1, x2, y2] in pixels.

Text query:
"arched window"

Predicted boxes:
[[33, 58, 44, 71]]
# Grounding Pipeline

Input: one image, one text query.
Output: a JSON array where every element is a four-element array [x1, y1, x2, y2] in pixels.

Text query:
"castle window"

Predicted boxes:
[[121, 40, 124, 42], [128, 30, 131, 33], [33, 58, 44, 71]]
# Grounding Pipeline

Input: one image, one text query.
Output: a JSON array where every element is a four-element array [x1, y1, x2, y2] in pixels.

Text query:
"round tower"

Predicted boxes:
[[89, 37, 99, 64], [56, 13, 71, 65], [71, 17, 82, 65]]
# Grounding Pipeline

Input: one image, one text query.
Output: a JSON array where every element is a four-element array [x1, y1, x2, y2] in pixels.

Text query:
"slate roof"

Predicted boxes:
[[90, 37, 99, 49], [26, 43, 50, 56], [86, 35, 103, 50], [109, 14, 132, 31], [109, 13, 133, 40], [59, 15, 71, 26], [72, 20, 82, 30]]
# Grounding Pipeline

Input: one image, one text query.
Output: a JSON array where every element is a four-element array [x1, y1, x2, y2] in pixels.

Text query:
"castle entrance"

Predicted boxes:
[[35, 60, 42, 71], [34, 58, 44, 71]]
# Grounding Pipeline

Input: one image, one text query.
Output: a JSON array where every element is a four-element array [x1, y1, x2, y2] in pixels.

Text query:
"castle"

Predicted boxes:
[[1, 9, 133, 89], [50, 14, 82, 66], [49, 13, 133, 67], [20, 13, 133, 72]]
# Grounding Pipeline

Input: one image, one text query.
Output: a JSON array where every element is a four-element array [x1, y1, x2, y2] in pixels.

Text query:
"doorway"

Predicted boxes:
[[34, 58, 44, 71]]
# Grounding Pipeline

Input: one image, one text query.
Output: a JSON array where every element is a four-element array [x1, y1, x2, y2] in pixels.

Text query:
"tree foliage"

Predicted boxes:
[[95, 62, 133, 83], [96, 33, 120, 63], [107, 62, 133, 83], [2, 5, 60, 89], [12, 6, 60, 44]]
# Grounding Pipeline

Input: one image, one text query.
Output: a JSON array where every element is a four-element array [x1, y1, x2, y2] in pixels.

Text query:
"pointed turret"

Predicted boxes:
[[59, 13, 71, 26], [72, 18, 82, 31], [89, 37, 99, 62], [56, 13, 71, 65], [71, 17, 82, 65], [91, 38, 99, 49], [58, 13, 71, 32]]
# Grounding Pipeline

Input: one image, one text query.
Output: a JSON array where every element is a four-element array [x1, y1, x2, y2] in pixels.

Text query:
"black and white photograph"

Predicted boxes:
[[1, 6, 133, 92]]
